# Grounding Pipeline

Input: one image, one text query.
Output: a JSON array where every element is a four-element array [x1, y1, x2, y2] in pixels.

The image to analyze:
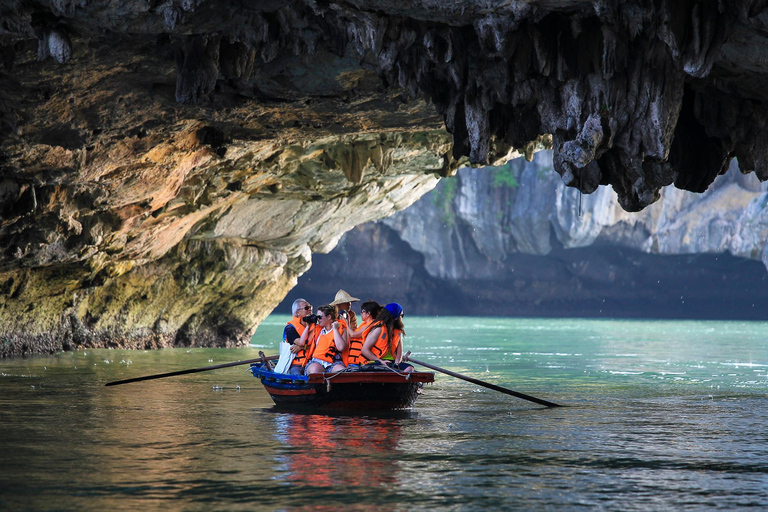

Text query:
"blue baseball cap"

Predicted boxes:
[[384, 303, 403, 317]]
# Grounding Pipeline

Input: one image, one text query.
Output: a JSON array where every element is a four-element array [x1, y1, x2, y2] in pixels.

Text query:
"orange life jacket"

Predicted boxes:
[[369, 326, 402, 361], [287, 317, 316, 367], [344, 318, 374, 366], [333, 316, 350, 362], [311, 324, 345, 364]]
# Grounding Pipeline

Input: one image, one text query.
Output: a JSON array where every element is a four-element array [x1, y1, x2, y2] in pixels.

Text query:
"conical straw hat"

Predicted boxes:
[[329, 289, 360, 306]]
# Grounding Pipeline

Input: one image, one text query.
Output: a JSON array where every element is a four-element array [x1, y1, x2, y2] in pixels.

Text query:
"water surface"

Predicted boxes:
[[2, 317, 767, 510]]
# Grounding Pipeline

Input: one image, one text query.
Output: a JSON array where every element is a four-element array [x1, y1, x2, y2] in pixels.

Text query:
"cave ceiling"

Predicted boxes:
[[3, 1, 768, 210], [2, 0, 768, 354]]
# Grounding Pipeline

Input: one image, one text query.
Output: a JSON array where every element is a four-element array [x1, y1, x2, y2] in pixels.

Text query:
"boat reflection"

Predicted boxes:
[[271, 409, 410, 492]]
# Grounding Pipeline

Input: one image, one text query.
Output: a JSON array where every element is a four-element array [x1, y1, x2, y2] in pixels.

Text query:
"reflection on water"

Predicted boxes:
[[1, 317, 767, 510], [271, 411, 403, 495]]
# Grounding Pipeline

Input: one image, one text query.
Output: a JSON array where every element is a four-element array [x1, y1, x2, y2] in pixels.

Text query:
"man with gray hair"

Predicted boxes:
[[281, 298, 316, 375]]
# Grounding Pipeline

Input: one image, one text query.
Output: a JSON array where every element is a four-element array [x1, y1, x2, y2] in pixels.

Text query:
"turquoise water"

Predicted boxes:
[[1, 316, 767, 510]]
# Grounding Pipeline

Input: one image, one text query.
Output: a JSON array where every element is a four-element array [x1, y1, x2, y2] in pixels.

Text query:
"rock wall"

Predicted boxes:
[[0, 128, 453, 356], [390, 152, 768, 279], [4, 1, 768, 353], [287, 153, 768, 319]]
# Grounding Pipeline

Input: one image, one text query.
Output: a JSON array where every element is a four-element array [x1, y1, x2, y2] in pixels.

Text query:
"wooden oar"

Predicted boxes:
[[105, 355, 278, 387], [403, 352, 562, 408]]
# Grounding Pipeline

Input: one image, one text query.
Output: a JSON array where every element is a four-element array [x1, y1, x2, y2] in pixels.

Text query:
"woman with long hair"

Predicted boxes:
[[344, 300, 382, 367], [361, 302, 412, 372], [304, 305, 348, 374]]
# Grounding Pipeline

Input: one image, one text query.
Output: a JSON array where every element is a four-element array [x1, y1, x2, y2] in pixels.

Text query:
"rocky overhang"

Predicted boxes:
[[2, 1, 768, 355]]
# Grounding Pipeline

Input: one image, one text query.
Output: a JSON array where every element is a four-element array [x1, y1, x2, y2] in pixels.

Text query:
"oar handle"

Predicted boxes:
[[105, 355, 279, 387], [404, 351, 561, 408]]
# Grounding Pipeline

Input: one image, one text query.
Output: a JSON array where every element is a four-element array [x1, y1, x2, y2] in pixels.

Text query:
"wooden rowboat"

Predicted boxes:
[[249, 362, 434, 410], [105, 354, 558, 409]]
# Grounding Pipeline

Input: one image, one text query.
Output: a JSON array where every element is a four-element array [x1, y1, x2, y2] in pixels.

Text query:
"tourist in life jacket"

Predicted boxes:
[[283, 298, 318, 376], [344, 300, 382, 367], [328, 289, 359, 333], [305, 305, 348, 374], [361, 302, 413, 372]]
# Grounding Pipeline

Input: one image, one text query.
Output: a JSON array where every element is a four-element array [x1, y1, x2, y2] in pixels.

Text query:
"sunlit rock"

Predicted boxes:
[[384, 154, 768, 280]]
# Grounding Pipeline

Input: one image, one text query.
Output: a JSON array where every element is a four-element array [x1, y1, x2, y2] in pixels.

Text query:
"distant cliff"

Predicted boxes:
[[287, 152, 768, 319]]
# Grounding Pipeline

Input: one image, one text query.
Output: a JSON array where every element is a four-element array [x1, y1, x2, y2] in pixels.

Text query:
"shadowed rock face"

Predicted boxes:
[[2, 1, 768, 354]]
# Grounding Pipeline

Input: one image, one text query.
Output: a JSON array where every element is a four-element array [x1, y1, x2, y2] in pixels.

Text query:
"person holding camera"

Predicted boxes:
[[305, 305, 348, 374], [329, 289, 359, 333], [283, 298, 318, 376]]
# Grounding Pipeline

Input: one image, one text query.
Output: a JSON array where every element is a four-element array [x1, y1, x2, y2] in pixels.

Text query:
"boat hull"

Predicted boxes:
[[250, 363, 434, 410]]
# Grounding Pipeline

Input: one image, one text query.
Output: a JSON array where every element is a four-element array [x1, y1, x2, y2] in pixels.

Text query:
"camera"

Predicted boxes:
[[339, 310, 348, 319], [304, 314, 319, 324]]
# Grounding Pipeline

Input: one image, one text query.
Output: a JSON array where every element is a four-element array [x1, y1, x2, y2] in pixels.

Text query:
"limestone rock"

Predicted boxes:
[[4, 0, 768, 354], [384, 153, 768, 281], [290, 153, 767, 319]]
